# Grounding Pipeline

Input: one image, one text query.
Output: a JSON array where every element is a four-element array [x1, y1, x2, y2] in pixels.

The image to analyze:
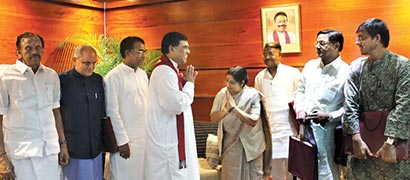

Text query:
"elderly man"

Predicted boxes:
[[59, 45, 105, 179], [294, 29, 349, 179], [0, 32, 69, 180], [254, 42, 300, 180]]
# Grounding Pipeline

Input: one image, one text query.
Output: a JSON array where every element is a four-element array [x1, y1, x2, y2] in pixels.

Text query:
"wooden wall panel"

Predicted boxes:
[[1, 0, 409, 121], [0, 0, 103, 67], [106, 0, 410, 121]]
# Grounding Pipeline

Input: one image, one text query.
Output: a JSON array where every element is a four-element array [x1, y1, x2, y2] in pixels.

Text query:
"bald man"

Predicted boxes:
[[59, 45, 105, 180]]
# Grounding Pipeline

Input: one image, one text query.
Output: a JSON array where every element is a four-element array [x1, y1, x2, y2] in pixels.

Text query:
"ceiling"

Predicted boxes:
[[44, 0, 182, 9]]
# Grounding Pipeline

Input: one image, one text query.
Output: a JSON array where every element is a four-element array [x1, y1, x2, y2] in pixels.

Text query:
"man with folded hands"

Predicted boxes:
[[343, 18, 410, 179]]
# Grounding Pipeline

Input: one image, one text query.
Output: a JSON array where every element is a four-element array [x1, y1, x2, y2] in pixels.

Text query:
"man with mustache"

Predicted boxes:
[[294, 29, 349, 179], [254, 42, 300, 180], [105, 36, 148, 180], [267, 12, 296, 44], [0, 32, 69, 180]]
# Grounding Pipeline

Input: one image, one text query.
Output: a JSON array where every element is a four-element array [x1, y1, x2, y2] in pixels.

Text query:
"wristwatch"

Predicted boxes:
[[59, 139, 68, 145], [385, 137, 395, 146]]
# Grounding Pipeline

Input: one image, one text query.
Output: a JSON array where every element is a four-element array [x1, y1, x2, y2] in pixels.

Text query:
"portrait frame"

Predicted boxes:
[[261, 4, 301, 53]]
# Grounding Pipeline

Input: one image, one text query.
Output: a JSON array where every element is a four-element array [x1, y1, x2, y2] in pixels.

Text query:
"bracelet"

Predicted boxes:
[[59, 139, 68, 145]]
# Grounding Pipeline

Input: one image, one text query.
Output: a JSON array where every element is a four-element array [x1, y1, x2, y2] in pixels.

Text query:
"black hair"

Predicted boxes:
[[226, 66, 249, 87], [317, 29, 344, 51], [16, 32, 44, 50], [120, 36, 145, 58], [356, 18, 389, 48], [161, 32, 188, 54], [264, 42, 282, 52], [273, 11, 288, 21]]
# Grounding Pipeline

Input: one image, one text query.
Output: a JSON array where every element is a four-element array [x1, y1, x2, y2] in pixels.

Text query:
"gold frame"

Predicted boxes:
[[261, 4, 301, 53]]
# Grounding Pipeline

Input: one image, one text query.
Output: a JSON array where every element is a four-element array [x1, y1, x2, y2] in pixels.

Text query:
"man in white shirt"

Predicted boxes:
[[294, 29, 349, 179], [0, 32, 69, 180], [254, 42, 300, 180], [104, 36, 149, 180], [144, 32, 200, 180], [267, 12, 296, 44]]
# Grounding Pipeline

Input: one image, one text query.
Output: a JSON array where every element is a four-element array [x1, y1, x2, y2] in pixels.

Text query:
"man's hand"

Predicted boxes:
[[182, 65, 198, 83], [306, 110, 329, 126], [118, 143, 130, 159], [306, 110, 328, 121], [376, 143, 397, 163], [352, 134, 373, 159], [0, 155, 16, 180], [59, 144, 70, 166], [296, 111, 307, 122]]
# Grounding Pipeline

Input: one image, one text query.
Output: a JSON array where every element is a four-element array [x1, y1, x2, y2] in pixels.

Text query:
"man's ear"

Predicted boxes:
[[375, 34, 382, 43], [16, 49, 22, 59], [334, 42, 340, 50], [168, 45, 174, 54]]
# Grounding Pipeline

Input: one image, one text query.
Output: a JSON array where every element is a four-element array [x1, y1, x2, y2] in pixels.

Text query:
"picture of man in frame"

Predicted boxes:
[[267, 11, 297, 44]]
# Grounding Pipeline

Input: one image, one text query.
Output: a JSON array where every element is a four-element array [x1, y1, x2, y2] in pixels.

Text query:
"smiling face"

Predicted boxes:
[[225, 74, 243, 96], [263, 47, 281, 69], [17, 35, 43, 71], [315, 33, 340, 62], [274, 15, 288, 33]]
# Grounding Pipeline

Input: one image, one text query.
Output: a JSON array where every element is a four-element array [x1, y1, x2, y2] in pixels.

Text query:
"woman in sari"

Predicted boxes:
[[210, 66, 272, 180]]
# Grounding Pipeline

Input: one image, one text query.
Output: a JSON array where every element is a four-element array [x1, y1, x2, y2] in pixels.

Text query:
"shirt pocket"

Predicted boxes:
[[318, 86, 338, 104], [40, 83, 54, 107]]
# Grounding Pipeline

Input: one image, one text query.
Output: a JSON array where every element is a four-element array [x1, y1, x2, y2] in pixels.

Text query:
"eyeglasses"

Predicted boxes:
[[263, 52, 277, 57], [356, 36, 369, 42], [81, 61, 97, 66], [315, 41, 330, 47], [133, 49, 147, 54]]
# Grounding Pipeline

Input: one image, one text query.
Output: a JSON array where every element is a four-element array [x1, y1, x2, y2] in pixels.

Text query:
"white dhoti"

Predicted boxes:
[[11, 154, 59, 180], [109, 143, 144, 180]]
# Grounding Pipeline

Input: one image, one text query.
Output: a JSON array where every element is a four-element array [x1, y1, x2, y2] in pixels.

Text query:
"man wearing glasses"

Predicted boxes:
[[344, 18, 410, 179], [59, 45, 105, 179], [294, 29, 349, 179], [104, 36, 148, 180]]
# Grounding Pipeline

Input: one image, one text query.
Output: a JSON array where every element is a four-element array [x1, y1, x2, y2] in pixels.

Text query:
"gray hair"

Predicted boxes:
[[74, 45, 97, 58]]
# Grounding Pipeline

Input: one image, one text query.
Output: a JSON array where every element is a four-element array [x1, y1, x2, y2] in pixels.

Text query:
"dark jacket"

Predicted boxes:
[[59, 68, 105, 159]]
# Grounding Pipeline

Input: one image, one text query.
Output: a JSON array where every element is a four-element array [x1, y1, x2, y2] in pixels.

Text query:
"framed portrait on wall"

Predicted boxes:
[[261, 4, 301, 53]]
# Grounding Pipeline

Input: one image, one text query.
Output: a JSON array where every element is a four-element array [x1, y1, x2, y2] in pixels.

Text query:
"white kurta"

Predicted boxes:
[[294, 57, 349, 180], [144, 60, 200, 180], [254, 64, 300, 159], [0, 61, 61, 180], [104, 63, 148, 180]]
